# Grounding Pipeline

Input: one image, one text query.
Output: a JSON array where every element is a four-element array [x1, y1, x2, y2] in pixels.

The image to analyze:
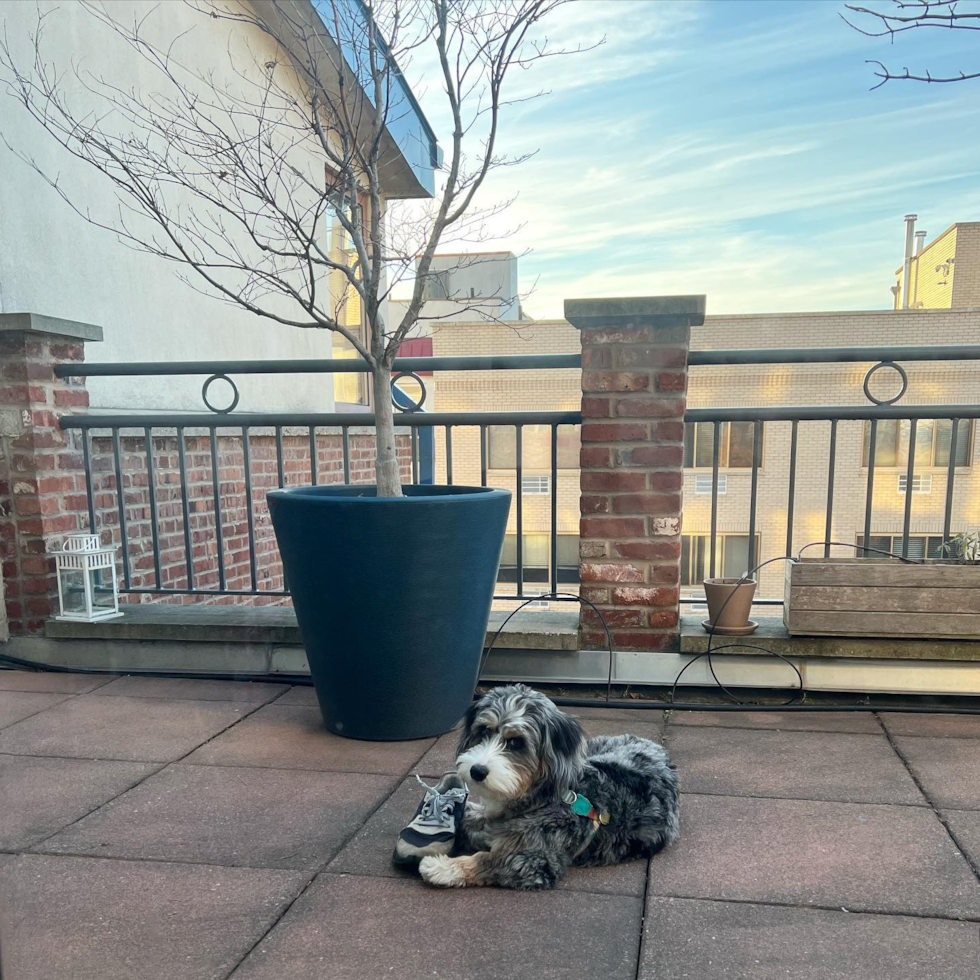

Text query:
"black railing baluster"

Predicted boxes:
[[241, 427, 257, 591], [943, 419, 959, 547], [709, 421, 720, 578], [480, 425, 488, 487], [550, 424, 559, 594], [747, 421, 762, 571], [209, 427, 227, 591], [823, 420, 837, 558], [445, 425, 453, 484], [411, 428, 419, 484], [309, 426, 318, 485], [111, 429, 131, 590], [176, 426, 194, 592], [902, 419, 917, 558], [785, 420, 798, 557], [863, 419, 878, 557], [515, 424, 523, 598], [143, 427, 162, 588], [275, 425, 285, 488], [80, 429, 96, 536], [341, 426, 351, 483]]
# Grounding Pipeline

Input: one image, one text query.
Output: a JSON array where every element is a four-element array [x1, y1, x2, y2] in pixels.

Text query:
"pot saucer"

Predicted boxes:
[[701, 619, 759, 636]]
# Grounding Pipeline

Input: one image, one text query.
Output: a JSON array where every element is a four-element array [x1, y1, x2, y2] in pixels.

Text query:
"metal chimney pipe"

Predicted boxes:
[[901, 214, 917, 310], [915, 230, 927, 254]]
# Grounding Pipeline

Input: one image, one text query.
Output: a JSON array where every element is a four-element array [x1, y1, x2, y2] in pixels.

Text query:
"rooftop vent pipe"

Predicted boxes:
[[901, 214, 917, 309]]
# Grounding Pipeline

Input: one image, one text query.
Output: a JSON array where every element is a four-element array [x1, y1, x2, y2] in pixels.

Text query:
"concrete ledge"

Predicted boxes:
[[45, 604, 580, 652], [681, 616, 980, 662], [0, 312, 104, 343]]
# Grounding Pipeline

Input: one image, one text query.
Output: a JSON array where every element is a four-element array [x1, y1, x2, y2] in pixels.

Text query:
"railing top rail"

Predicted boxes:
[[59, 410, 585, 429], [688, 345, 980, 366], [54, 345, 980, 379], [58, 403, 980, 430], [53, 354, 582, 378], [686, 404, 980, 422]]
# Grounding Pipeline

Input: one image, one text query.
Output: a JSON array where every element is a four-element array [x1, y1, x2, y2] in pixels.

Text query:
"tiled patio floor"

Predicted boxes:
[[1, 670, 979, 979]]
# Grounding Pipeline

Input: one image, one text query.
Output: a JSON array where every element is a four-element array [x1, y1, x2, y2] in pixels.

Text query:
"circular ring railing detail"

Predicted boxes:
[[863, 361, 908, 406], [201, 374, 241, 414]]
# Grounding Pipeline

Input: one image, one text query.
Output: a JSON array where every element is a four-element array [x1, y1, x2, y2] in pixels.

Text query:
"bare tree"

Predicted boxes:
[[842, 0, 980, 88], [0, 0, 583, 495]]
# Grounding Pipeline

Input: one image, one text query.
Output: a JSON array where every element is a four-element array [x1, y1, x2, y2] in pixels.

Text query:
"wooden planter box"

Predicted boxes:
[[784, 558, 980, 640]]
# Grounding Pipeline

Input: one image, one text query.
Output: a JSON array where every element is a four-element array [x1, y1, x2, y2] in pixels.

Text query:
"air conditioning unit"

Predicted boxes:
[[521, 475, 550, 495], [898, 474, 932, 495], [695, 474, 727, 495]]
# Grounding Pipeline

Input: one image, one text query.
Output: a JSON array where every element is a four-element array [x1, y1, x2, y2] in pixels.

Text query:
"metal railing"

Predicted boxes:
[[57, 355, 582, 602], [680, 344, 980, 607], [56, 344, 980, 608]]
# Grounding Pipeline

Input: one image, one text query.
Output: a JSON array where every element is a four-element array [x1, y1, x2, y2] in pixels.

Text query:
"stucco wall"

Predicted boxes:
[[0, 1, 383, 415]]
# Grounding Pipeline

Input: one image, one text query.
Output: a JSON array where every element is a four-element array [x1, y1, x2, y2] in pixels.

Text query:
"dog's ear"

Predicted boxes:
[[456, 699, 481, 755], [541, 708, 585, 794]]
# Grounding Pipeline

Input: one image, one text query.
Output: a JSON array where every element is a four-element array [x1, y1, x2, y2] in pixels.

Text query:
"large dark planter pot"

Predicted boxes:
[[267, 485, 511, 741]]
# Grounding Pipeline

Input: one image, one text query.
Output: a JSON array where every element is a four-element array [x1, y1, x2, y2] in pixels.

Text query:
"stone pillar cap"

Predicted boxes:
[[0, 312, 103, 343], [564, 295, 706, 330]]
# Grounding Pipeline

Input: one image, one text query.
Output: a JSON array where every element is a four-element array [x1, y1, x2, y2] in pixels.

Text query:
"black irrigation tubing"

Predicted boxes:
[[4, 541, 980, 715]]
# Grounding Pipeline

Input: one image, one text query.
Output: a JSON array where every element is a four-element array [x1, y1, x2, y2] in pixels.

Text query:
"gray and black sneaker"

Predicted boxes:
[[392, 773, 468, 866]]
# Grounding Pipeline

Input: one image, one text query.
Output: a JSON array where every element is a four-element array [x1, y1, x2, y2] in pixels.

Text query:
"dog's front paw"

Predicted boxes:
[[419, 854, 468, 888]]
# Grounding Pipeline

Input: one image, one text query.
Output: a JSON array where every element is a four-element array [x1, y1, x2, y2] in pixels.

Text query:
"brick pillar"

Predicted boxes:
[[0, 314, 102, 635], [564, 296, 705, 652]]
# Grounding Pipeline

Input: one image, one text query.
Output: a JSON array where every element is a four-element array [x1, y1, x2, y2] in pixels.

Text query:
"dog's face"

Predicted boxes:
[[455, 685, 585, 801]]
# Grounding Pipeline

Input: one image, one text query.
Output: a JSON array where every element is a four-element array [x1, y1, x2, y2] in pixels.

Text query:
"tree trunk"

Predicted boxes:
[[372, 362, 404, 497]]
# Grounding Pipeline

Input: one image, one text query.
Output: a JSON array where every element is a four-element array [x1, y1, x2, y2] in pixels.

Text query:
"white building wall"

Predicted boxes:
[[0, 0, 379, 414]]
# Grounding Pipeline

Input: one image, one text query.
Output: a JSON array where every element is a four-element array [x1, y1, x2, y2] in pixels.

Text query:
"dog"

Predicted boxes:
[[418, 684, 679, 890]]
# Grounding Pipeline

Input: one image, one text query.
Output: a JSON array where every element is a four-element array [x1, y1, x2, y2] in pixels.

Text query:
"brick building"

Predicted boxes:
[[432, 259, 980, 612]]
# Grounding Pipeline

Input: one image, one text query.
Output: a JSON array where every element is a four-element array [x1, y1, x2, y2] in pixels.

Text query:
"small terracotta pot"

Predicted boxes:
[[703, 578, 757, 631]]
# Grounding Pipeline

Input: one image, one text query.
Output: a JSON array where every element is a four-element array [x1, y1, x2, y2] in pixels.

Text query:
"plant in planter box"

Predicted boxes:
[[5, 0, 584, 738], [945, 531, 980, 564]]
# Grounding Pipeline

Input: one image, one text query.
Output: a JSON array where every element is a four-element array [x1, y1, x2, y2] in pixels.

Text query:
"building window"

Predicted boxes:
[[521, 475, 551, 495], [684, 422, 760, 468], [488, 425, 580, 470], [499, 533, 579, 584], [857, 534, 949, 560], [862, 420, 972, 468], [681, 534, 760, 587]]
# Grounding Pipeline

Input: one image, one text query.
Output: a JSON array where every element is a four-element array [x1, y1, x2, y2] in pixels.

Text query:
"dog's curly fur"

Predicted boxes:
[[418, 684, 679, 890]]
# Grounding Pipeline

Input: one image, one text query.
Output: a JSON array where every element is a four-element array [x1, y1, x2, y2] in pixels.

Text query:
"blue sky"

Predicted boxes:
[[404, 0, 980, 318]]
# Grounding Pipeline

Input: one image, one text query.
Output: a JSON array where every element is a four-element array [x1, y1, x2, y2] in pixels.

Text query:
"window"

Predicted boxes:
[[898, 474, 933, 495], [681, 534, 760, 587], [862, 420, 972, 468], [695, 474, 727, 495], [499, 533, 579, 584], [684, 422, 760, 468], [488, 425, 580, 470], [521, 475, 551, 495], [857, 534, 948, 560]]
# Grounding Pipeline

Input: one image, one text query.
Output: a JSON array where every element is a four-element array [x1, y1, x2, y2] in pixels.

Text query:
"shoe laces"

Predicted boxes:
[[415, 774, 466, 827]]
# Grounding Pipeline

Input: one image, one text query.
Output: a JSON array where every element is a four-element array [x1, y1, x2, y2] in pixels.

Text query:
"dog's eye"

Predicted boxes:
[[505, 736, 525, 751]]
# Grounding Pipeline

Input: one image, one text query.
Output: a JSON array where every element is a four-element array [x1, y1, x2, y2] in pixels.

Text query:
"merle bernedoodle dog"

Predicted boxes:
[[418, 684, 679, 890]]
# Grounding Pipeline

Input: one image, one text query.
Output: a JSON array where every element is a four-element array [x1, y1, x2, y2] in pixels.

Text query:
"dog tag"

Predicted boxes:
[[569, 794, 593, 817]]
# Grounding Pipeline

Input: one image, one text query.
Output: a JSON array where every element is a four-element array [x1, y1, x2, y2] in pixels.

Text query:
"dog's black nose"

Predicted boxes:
[[469, 764, 489, 782]]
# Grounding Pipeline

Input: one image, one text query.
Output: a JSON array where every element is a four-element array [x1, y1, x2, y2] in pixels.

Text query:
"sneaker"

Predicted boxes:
[[392, 774, 468, 866]]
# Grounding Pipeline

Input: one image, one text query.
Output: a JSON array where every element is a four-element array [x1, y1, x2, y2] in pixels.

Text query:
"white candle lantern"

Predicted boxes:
[[49, 534, 122, 622]]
